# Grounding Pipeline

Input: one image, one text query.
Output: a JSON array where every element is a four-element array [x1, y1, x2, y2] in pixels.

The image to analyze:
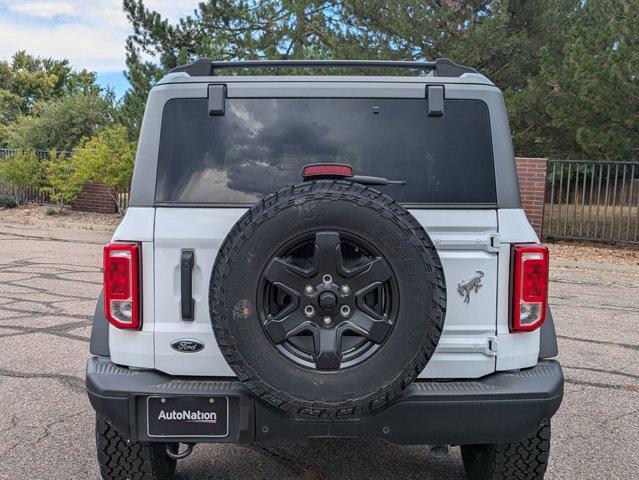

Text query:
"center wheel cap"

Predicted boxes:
[[318, 291, 337, 312]]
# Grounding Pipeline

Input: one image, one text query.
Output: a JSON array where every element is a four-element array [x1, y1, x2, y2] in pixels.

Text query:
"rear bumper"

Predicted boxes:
[[86, 356, 563, 446]]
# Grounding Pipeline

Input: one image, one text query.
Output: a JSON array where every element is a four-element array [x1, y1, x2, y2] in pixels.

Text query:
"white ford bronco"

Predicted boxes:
[[87, 59, 563, 480]]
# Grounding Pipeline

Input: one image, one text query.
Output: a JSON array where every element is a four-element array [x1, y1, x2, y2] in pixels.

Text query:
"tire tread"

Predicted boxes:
[[209, 181, 447, 420], [461, 422, 551, 480], [95, 416, 175, 480]]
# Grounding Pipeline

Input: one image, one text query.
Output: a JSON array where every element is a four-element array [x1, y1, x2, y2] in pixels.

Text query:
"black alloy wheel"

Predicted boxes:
[[258, 231, 398, 370]]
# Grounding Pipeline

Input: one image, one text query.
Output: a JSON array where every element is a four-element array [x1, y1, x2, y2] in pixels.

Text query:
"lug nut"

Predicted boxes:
[[323, 316, 333, 326], [340, 284, 351, 295], [340, 305, 351, 317], [322, 274, 333, 284], [304, 305, 315, 317], [304, 285, 314, 295]]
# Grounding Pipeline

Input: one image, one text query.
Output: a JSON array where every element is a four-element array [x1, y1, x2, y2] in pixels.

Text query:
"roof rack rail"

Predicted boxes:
[[168, 58, 477, 78]]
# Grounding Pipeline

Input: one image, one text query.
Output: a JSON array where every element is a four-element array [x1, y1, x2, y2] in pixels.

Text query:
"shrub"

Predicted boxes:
[[0, 193, 17, 208], [4, 94, 114, 152], [69, 125, 136, 212], [0, 149, 42, 205], [43, 150, 82, 210]]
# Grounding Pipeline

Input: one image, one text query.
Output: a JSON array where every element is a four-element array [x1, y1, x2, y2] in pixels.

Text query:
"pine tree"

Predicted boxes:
[[120, 0, 637, 160]]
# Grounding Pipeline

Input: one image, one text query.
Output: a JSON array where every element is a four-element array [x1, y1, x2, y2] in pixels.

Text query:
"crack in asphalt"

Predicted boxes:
[[565, 377, 639, 393], [246, 445, 327, 479], [557, 335, 639, 352], [32, 409, 91, 447], [0, 368, 85, 394], [602, 409, 639, 426], [0, 304, 92, 321], [0, 228, 106, 245], [559, 303, 639, 313], [550, 277, 638, 288], [0, 319, 90, 342], [563, 365, 639, 381], [0, 259, 99, 345]]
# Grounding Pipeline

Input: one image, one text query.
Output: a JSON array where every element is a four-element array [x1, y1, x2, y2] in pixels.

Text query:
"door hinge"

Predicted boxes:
[[489, 233, 500, 252], [488, 336, 498, 355]]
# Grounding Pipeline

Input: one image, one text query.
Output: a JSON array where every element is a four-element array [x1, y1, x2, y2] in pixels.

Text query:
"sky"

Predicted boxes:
[[0, 1, 200, 98]]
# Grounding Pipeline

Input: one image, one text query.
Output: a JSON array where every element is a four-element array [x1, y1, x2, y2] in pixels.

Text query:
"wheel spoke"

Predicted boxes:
[[348, 258, 392, 294], [344, 311, 392, 343], [263, 257, 310, 292], [311, 326, 343, 369], [313, 232, 343, 276], [264, 311, 312, 344]]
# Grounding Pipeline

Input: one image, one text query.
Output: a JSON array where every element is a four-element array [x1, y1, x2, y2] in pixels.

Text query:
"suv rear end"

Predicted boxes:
[[87, 59, 562, 480]]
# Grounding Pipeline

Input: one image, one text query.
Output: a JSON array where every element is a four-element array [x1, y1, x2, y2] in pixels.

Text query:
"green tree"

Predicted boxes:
[[121, 0, 346, 136], [535, 0, 639, 159], [0, 51, 105, 146], [4, 93, 114, 151], [0, 149, 42, 205], [69, 125, 137, 212], [122, 0, 637, 160], [43, 150, 82, 210]]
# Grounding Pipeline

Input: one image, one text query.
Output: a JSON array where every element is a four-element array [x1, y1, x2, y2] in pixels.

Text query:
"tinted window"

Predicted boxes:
[[155, 97, 496, 205]]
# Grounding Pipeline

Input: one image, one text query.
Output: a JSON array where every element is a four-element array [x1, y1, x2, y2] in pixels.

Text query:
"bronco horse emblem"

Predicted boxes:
[[458, 271, 484, 303]]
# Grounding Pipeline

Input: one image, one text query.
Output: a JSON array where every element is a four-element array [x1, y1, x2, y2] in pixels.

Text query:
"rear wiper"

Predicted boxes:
[[350, 175, 407, 186], [302, 164, 407, 186]]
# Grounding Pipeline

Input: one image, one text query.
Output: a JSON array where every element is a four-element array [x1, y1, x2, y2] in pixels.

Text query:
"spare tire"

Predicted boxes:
[[209, 181, 446, 419]]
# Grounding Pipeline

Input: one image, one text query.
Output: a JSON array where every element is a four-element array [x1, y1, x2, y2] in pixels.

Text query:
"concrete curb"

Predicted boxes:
[[551, 259, 639, 274], [0, 215, 118, 233]]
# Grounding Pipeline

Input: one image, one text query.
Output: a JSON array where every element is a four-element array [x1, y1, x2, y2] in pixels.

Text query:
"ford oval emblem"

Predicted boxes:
[[171, 339, 205, 353]]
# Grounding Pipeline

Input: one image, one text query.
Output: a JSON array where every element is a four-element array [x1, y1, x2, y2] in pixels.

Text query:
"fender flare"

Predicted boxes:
[[89, 290, 110, 356], [539, 306, 558, 359]]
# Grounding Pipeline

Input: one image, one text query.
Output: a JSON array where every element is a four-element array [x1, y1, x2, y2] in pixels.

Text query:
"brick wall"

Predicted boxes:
[[71, 183, 117, 214], [514, 157, 548, 238]]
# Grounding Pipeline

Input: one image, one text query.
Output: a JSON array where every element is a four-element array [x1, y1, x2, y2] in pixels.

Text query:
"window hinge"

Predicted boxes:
[[426, 85, 444, 116], [208, 84, 226, 116]]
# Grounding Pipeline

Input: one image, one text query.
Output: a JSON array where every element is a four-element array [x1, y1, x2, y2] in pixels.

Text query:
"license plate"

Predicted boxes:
[[147, 396, 229, 438]]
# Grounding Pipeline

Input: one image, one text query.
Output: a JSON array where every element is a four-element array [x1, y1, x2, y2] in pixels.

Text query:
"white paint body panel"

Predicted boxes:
[[110, 206, 542, 378], [153, 208, 245, 376], [152, 208, 500, 378], [495, 209, 540, 371], [108, 208, 156, 368]]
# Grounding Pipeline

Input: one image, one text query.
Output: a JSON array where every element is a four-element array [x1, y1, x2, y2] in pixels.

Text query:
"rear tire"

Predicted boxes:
[[461, 422, 551, 480], [95, 415, 176, 480]]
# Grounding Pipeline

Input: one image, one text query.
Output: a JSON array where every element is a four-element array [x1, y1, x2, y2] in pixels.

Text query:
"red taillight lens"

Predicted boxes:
[[511, 244, 549, 332], [303, 164, 353, 178], [103, 242, 141, 329]]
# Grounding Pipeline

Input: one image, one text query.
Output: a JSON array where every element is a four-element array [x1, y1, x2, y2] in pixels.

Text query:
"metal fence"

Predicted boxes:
[[116, 189, 130, 211], [0, 148, 52, 159], [0, 149, 53, 203], [544, 160, 639, 244]]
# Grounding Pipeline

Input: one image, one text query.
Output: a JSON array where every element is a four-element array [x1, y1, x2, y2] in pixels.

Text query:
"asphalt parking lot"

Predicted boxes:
[[0, 221, 637, 480]]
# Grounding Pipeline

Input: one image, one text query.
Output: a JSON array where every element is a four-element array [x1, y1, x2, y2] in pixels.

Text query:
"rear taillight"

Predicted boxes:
[[511, 244, 549, 332], [103, 242, 141, 329]]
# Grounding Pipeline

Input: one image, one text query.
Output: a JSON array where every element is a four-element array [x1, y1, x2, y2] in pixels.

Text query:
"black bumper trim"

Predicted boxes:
[[86, 357, 563, 446]]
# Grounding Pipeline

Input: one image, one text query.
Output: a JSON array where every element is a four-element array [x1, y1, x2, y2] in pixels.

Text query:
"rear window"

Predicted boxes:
[[155, 97, 496, 205]]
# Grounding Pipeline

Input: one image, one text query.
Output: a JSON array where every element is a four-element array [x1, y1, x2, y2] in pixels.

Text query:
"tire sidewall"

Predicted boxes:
[[210, 182, 446, 413]]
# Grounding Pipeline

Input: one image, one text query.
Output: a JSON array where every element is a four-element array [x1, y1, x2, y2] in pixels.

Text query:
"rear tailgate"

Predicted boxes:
[[153, 207, 498, 378]]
